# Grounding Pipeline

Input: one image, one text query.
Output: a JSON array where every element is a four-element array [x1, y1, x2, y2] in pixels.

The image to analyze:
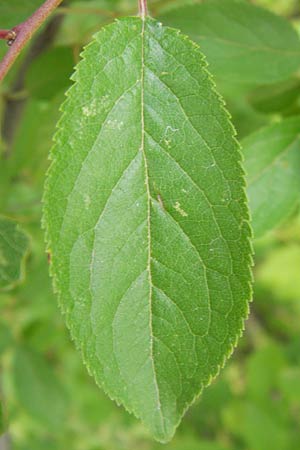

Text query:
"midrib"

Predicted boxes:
[[139, 16, 164, 431]]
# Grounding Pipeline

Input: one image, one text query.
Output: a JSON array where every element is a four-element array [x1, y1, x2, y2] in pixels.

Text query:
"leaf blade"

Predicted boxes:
[[44, 17, 252, 441]]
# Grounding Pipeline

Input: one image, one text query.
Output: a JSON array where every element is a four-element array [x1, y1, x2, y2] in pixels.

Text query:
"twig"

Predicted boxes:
[[139, 0, 148, 17], [0, 0, 64, 82], [0, 30, 16, 43]]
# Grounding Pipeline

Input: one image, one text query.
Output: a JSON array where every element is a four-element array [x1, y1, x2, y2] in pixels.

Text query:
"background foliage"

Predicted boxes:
[[0, 0, 300, 449]]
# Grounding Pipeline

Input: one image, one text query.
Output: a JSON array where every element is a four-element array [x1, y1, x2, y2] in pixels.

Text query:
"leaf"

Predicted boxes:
[[242, 116, 300, 238], [0, 216, 30, 290], [248, 78, 300, 115], [158, 0, 300, 84], [13, 346, 69, 430], [44, 17, 252, 442]]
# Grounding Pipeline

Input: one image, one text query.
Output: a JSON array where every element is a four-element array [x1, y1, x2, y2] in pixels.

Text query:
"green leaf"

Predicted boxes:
[[13, 346, 69, 430], [0, 216, 30, 290], [248, 78, 300, 115], [242, 116, 300, 238], [158, 0, 300, 84], [44, 17, 252, 442]]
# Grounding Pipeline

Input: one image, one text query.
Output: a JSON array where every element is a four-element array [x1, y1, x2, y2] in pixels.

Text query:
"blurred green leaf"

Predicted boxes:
[[13, 346, 69, 430], [159, 0, 300, 84], [223, 401, 291, 450], [0, 216, 30, 290], [248, 78, 300, 115], [243, 116, 300, 238], [25, 47, 74, 100]]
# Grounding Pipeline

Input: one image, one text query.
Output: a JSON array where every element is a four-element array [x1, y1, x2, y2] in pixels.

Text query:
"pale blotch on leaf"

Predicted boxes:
[[174, 201, 188, 217]]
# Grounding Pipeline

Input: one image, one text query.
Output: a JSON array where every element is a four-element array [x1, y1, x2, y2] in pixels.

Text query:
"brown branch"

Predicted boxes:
[[0, 0, 64, 82]]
